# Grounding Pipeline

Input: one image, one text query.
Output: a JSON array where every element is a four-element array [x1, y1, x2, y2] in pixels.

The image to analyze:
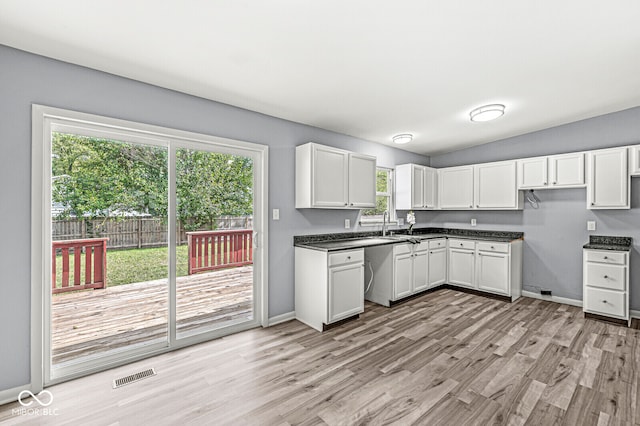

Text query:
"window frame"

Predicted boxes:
[[359, 167, 397, 225]]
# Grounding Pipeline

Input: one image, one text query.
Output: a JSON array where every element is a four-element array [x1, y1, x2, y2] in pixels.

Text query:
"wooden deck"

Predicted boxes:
[[52, 266, 253, 365]]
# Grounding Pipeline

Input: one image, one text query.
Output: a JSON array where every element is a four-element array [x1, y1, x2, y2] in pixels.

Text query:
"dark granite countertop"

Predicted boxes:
[[583, 235, 632, 251], [294, 227, 524, 252]]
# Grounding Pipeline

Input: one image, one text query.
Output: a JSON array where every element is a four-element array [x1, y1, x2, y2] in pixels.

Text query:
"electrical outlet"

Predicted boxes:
[[471, 218, 477, 227], [344, 219, 350, 229], [587, 221, 596, 231], [272, 209, 280, 220]]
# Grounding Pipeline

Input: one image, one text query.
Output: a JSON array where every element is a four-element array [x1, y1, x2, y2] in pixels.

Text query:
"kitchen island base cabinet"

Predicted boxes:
[[295, 247, 364, 332]]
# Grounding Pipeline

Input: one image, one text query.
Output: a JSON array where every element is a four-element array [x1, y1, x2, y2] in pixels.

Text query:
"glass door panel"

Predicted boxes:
[[175, 148, 254, 338], [50, 132, 169, 369]]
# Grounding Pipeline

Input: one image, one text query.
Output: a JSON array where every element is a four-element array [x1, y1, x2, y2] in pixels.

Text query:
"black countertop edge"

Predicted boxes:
[[294, 227, 524, 249], [583, 235, 632, 251]]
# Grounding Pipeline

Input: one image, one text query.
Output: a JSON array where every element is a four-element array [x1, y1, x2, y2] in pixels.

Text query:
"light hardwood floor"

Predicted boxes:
[[2, 288, 640, 425]]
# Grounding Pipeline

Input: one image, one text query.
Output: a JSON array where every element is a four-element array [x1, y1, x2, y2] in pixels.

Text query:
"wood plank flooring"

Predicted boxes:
[[52, 266, 253, 364], [4, 288, 640, 425]]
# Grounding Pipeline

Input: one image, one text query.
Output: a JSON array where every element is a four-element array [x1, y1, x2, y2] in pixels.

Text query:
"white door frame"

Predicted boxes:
[[31, 104, 268, 387]]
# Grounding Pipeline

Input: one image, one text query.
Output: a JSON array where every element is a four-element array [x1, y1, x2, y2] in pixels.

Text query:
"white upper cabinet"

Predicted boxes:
[[517, 153, 585, 189], [588, 147, 629, 209], [348, 153, 377, 208], [296, 142, 376, 209], [395, 164, 437, 210], [518, 157, 548, 189], [630, 145, 640, 176], [474, 161, 520, 209], [438, 165, 474, 209], [549, 153, 585, 188], [438, 161, 520, 210]]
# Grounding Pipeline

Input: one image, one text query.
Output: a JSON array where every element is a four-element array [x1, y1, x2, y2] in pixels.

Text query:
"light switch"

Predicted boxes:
[[272, 209, 280, 220], [345, 219, 350, 229], [587, 221, 596, 231]]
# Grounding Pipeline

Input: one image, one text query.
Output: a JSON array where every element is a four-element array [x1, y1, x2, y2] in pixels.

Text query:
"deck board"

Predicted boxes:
[[52, 266, 253, 364]]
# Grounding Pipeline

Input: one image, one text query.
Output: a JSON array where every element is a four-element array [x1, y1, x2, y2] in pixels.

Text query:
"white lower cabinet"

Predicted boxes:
[[428, 239, 447, 288], [583, 249, 629, 322], [365, 241, 430, 307], [295, 248, 364, 331], [447, 239, 523, 300]]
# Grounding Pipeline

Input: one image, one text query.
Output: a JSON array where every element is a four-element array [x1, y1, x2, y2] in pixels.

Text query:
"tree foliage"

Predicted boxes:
[[52, 133, 253, 230]]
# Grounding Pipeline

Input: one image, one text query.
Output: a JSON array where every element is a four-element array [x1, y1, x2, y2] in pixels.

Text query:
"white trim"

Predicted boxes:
[[31, 104, 269, 388], [630, 309, 640, 319], [521, 290, 583, 308], [268, 311, 296, 326], [0, 384, 32, 406]]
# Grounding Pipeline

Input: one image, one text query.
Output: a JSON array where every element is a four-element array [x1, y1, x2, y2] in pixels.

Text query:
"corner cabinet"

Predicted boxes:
[[395, 164, 437, 210], [295, 142, 376, 209], [295, 248, 365, 331], [587, 148, 629, 209]]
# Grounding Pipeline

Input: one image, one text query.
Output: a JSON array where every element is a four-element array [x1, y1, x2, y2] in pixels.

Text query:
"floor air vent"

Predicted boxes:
[[112, 368, 156, 389]]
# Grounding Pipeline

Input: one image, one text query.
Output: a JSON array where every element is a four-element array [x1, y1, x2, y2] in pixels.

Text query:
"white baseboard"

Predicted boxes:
[[521, 291, 583, 308], [523, 291, 640, 320], [0, 384, 30, 406], [268, 311, 296, 326]]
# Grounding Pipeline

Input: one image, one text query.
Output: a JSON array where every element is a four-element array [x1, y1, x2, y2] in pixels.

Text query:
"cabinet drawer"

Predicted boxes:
[[584, 287, 626, 318], [428, 239, 446, 249], [585, 250, 626, 265], [449, 239, 475, 250], [328, 249, 363, 266], [585, 263, 626, 291], [393, 243, 412, 256], [477, 242, 509, 254], [416, 241, 430, 251]]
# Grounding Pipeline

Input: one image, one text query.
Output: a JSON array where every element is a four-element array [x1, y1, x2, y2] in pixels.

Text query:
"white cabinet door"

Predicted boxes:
[[428, 248, 447, 287], [413, 249, 429, 292], [438, 166, 474, 209], [328, 263, 364, 323], [348, 153, 376, 208], [312, 145, 349, 207], [630, 145, 640, 176], [475, 161, 518, 209], [517, 157, 548, 189], [588, 148, 629, 209], [424, 167, 437, 209], [411, 165, 426, 209], [476, 251, 510, 295], [448, 248, 475, 288], [393, 252, 413, 300], [549, 153, 585, 188]]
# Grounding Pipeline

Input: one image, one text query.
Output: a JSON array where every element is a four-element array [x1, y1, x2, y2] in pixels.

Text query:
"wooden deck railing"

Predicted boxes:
[[187, 230, 253, 275], [52, 238, 108, 294]]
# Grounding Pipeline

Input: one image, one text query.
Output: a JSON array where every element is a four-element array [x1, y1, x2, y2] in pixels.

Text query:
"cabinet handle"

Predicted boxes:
[[604, 256, 608, 259], [552, 181, 557, 185], [350, 203, 354, 206], [604, 275, 608, 279], [469, 205, 473, 208], [603, 300, 608, 304], [476, 205, 479, 208], [544, 182, 548, 185], [490, 246, 495, 249], [460, 243, 463, 246], [344, 203, 348, 206], [346, 256, 351, 260], [591, 202, 595, 206]]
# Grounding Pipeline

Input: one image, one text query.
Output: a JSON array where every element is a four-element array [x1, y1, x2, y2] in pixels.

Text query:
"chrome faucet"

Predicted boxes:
[[382, 211, 389, 237]]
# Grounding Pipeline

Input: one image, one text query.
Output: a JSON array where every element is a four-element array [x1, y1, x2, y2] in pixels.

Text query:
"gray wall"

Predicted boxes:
[[0, 45, 430, 393], [428, 107, 640, 306]]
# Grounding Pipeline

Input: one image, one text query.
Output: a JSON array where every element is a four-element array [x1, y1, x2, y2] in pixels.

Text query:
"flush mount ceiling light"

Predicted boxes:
[[392, 134, 413, 144], [469, 104, 505, 122]]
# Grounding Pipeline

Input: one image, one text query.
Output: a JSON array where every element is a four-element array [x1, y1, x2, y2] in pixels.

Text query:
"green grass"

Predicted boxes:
[[54, 245, 189, 288]]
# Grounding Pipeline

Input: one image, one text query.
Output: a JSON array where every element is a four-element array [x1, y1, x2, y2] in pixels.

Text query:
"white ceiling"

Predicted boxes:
[[1, 1, 640, 155]]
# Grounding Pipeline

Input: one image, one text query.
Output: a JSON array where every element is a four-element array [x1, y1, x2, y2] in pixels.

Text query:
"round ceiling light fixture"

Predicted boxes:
[[470, 104, 505, 122], [392, 134, 413, 144]]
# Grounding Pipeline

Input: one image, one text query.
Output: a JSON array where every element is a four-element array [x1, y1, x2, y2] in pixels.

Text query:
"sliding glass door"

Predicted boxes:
[[36, 107, 267, 385]]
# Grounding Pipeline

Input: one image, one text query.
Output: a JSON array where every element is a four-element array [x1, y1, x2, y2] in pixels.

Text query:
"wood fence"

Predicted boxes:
[[52, 238, 108, 294], [52, 216, 252, 250], [187, 230, 253, 275]]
